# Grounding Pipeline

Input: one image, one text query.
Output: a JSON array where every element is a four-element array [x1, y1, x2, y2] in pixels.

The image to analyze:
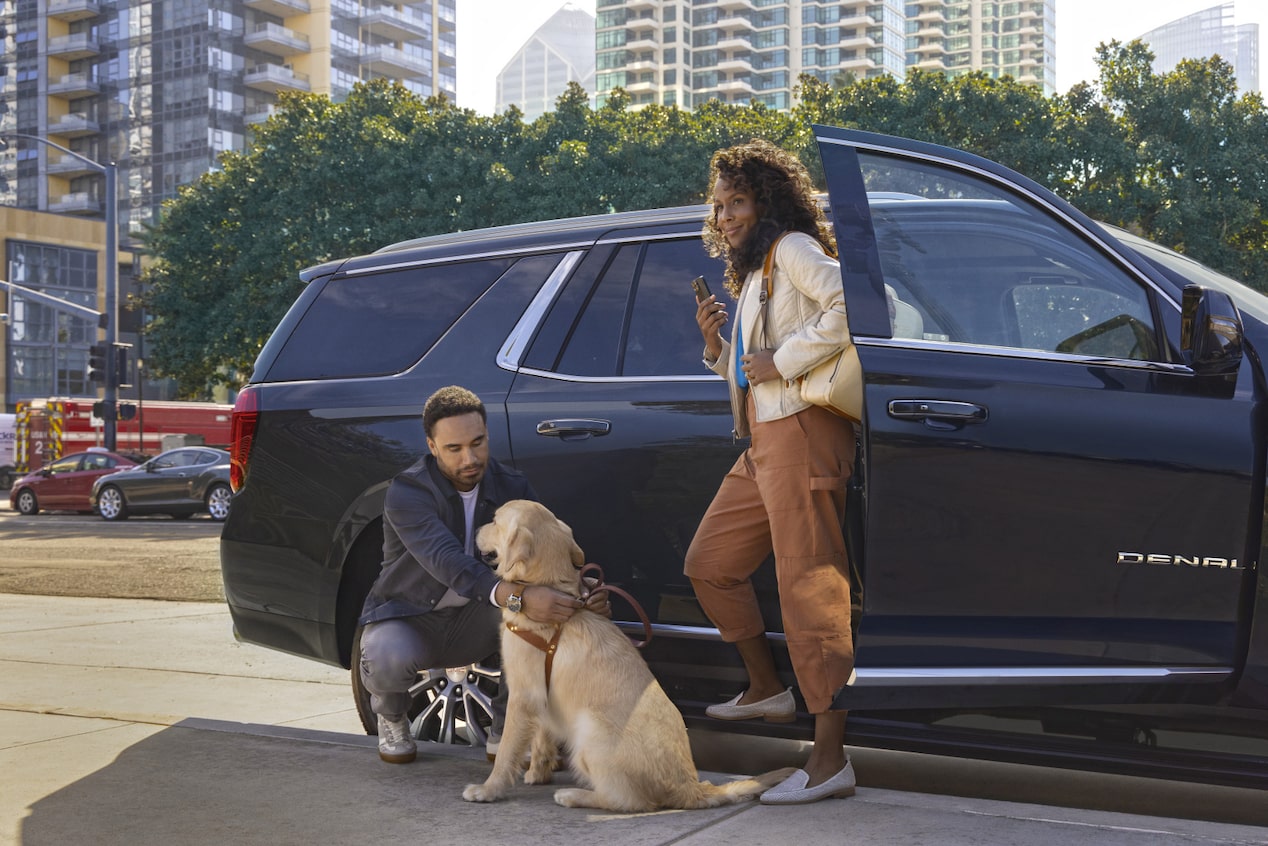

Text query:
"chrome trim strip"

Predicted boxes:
[[511, 366, 721, 383], [496, 251, 584, 369], [614, 621, 786, 644], [848, 666, 1233, 686], [341, 241, 594, 276], [815, 134, 1183, 314], [594, 230, 700, 247], [855, 336, 1194, 374]]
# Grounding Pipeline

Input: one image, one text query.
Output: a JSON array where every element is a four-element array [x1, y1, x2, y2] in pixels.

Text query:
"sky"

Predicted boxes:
[[455, 0, 1265, 116]]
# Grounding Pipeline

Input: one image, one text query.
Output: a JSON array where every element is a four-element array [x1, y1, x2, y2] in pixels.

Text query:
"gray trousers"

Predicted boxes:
[[359, 601, 506, 732]]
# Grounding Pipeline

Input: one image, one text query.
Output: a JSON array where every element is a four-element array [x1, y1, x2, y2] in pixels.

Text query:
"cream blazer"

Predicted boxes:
[[705, 231, 849, 438]]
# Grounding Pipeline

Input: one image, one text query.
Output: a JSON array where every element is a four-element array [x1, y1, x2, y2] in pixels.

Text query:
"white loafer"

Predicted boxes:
[[704, 687, 796, 722], [760, 759, 856, 805]]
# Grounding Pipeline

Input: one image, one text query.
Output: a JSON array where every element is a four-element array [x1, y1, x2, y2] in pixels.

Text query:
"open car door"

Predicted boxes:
[[814, 127, 1255, 712]]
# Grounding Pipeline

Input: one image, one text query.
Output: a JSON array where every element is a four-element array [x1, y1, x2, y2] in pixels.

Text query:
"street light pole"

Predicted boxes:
[[1, 132, 119, 449]]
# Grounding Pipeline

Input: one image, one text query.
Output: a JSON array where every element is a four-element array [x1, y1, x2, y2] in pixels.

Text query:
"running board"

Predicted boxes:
[[833, 666, 1235, 710]]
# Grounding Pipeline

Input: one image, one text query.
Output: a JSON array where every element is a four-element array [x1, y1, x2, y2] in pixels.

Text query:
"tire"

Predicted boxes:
[[351, 624, 500, 747], [97, 486, 128, 521], [205, 483, 232, 522], [14, 488, 39, 516]]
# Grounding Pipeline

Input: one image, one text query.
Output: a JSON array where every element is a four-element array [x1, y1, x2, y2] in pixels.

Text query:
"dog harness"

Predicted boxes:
[[504, 563, 653, 694]]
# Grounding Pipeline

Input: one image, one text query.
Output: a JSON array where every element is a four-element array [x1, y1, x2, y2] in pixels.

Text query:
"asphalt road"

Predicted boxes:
[[0, 501, 223, 602]]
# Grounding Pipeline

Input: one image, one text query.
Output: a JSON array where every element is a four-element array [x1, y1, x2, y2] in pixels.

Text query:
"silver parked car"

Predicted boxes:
[[91, 447, 233, 521]]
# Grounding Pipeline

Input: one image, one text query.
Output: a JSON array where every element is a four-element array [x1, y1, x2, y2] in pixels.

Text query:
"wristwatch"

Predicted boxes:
[[506, 588, 523, 614]]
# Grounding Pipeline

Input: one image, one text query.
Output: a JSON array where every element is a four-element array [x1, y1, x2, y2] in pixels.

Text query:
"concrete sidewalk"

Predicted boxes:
[[2, 594, 1267, 846]]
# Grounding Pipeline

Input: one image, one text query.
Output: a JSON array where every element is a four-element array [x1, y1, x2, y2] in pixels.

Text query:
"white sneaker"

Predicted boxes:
[[377, 714, 417, 764]]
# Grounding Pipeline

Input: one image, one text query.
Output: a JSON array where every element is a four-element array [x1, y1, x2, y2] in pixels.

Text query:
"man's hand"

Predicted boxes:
[[580, 577, 612, 618], [521, 584, 583, 624]]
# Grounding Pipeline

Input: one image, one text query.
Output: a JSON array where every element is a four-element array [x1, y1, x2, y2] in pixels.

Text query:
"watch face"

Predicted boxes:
[[507, 593, 522, 613]]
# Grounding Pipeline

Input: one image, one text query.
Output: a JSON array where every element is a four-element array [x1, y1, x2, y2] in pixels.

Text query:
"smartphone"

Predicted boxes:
[[691, 276, 712, 302]]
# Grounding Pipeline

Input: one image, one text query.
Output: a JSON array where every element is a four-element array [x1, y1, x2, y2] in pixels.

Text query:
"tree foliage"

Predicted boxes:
[[144, 49, 1268, 396]]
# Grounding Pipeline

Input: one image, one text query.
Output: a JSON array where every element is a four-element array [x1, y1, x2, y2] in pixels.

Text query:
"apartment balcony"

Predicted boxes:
[[716, 34, 752, 52], [47, 72, 101, 99], [910, 41, 947, 57], [625, 0, 657, 11], [49, 192, 102, 215], [47, 154, 103, 178], [46, 112, 100, 137], [245, 22, 310, 57], [46, 0, 100, 22], [626, 80, 656, 94], [625, 59, 657, 72], [245, 103, 280, 125], [716, 0, 755, 10], [717, 78, 755, 95], [244, 63, 311, 94], [911, 57, 948, 71], [330, 0, 358, 18], [360, 45, 428, 78], [719, 14, 754, 32], [243, 0, 310, 17], [912, 23, 947, 38], [716, 56, 752, 73], [45, 33, 100, 61], [360, 5, 430, 42], [626, 33, 659, 52]]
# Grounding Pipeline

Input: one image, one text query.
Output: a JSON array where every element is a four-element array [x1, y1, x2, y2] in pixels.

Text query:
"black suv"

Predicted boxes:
[[221, 127, 1268, 785]]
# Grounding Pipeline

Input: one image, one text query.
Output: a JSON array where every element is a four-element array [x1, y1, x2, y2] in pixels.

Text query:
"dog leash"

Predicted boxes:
[[504, 563, 654, 694], [577, 562, 653, 649]]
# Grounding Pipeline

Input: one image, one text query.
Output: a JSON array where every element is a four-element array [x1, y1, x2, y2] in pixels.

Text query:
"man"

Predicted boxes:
[[358, 385, 598, 764]]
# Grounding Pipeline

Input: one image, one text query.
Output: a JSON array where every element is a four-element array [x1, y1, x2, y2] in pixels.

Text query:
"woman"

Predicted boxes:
[[686, 138, 857, 805]]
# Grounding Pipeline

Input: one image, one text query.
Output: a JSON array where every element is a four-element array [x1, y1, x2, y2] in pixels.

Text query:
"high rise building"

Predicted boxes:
[[0, 0, 456, 407], [1137, 2, 1259, 94], [593, 0, 1055, 112], [907, 0, 1054, 93], [496, 2, 595, 121]]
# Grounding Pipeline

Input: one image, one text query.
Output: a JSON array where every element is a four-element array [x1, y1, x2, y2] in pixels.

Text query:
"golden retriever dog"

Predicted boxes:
[[462, 499, 795, 812]]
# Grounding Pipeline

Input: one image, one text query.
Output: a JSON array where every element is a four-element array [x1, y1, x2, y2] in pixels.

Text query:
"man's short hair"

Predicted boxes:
[[423, 386, 486, 438]]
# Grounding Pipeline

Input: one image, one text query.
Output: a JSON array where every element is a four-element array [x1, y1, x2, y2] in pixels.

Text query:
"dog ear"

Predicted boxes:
[[506, 524, 534, 569]]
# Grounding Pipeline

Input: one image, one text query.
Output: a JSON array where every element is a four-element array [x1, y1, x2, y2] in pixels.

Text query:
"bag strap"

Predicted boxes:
[[759, 232, 788, 350]]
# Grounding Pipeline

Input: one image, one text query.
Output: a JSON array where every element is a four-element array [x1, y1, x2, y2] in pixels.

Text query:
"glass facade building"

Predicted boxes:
[[594, 0, 1054, 111], [1138, 2, 1259, 94], [496, 3, 595, 121], [0, 0, 456, 406]]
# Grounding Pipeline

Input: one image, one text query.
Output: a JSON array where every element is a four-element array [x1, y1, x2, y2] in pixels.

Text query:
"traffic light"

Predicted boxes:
[[113, 342, 133, 388], [118, 402, 136, 421], [87, 343, 108, 382]]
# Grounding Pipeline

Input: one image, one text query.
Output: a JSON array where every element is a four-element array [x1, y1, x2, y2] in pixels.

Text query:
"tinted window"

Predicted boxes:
[[527, 237, 728, 378], [81, 454, 116, 471], [861, 154, 1158, 360], [268, 257, 515, 380], [46, 455, 82, 473]]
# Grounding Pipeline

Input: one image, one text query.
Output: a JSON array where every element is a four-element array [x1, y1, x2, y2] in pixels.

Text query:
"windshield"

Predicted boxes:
[[1107, 225, 1268, 326]]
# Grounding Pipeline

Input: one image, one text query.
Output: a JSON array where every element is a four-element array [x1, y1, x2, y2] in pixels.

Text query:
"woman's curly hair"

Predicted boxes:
[[703, 138, 836, 298]]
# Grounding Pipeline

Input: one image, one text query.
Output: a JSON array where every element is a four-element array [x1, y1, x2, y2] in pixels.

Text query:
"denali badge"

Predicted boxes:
[[1117, 552, 1241, 569]]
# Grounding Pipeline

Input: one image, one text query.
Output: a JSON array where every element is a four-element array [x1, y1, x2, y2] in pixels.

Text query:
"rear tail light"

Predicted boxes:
[[229, 386, 259, 492]]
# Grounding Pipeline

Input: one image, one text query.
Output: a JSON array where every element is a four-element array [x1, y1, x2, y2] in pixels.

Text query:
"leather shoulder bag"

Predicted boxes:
[[761, 233, 863, 423]]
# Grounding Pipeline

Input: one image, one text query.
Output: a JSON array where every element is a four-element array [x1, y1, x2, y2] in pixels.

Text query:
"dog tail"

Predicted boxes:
[[684, 766, 799, 808]]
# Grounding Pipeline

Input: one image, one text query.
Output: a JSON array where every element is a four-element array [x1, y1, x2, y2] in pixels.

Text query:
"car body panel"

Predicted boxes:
[[7, 450, 139, 512], [91, 447, 232, 517]]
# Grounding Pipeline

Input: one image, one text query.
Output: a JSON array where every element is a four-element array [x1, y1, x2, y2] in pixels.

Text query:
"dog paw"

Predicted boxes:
[[524, 763, 554, 785], [462, 783, 502, 803]]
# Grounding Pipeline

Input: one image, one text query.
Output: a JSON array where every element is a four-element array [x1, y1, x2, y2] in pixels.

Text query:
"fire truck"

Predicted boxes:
[[12, 398, 233, 474]]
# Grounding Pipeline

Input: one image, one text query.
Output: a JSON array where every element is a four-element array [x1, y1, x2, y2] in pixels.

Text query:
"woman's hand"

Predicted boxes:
[[695, 295, 727, 362], [740, 349, 780, 386]]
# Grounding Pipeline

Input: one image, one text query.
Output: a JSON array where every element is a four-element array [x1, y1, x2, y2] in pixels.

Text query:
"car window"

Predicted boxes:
[[267, 257, 515, 381], [46, 455, 82, 473], [859, 153, 1159, 361], [624, 238, 730, 377], [154, 450, 197, 469], [81, 454, 115, 471], [529, 237, 729, 378], [193, 450, 223, 465]]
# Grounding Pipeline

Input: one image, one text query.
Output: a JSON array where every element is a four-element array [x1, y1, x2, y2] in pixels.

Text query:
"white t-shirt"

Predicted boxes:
[[434, 485, 483, 609]]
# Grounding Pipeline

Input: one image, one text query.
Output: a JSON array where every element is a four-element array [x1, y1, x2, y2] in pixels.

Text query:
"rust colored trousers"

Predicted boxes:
[[685, 395, 855, 714]]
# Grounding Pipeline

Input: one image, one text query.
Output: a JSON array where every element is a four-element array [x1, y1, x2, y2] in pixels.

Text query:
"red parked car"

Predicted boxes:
[[8, 449, 141, 515]]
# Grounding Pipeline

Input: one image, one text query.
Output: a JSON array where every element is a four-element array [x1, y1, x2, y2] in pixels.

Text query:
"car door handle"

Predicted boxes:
[[536, 419, 612, 441], [888, 400, 988, 423]]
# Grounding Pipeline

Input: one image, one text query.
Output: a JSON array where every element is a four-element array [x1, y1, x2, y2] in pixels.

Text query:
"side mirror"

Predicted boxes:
[[1181, 285, 1243, 376], [144, 462, 158, 473], [38, 468, 52, 477]]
